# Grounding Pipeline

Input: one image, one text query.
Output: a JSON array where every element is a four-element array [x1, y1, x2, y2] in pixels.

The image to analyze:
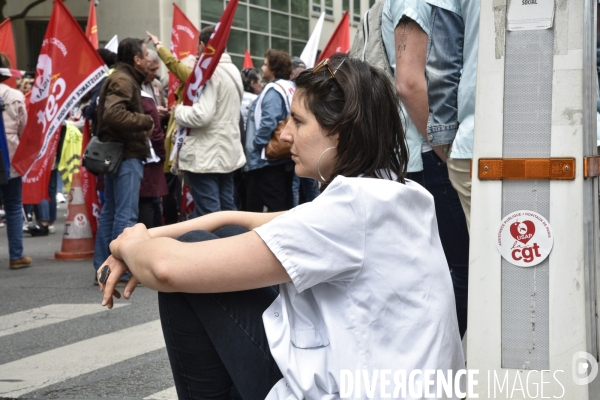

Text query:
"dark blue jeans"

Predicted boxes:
[[407, 151, 469, 338], [37, 169, 58, 222], [186, 172, 236, 218], [158, 226, 282, 400], [0, 177, 23, 260], [93, 158, 143, 270], [292, 175, 320, 207]]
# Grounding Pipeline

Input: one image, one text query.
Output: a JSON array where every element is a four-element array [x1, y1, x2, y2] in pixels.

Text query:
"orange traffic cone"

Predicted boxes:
[[55, 172, 95, 260]]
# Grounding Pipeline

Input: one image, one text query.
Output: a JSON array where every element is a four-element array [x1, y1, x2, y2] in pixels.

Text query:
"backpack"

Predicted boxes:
[[348, 0, 395, 87]]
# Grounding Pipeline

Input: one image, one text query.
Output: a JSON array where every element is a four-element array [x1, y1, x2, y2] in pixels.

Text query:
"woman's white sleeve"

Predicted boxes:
[[254, 179, 365, 293]]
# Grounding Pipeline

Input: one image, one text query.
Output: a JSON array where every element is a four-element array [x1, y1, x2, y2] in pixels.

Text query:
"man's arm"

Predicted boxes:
[[102, 79, 153, 133], [16, 97, 27, 138], [394, 17, 429, 137], [253, 89, 283, 149], [394, 17, 447, 161]]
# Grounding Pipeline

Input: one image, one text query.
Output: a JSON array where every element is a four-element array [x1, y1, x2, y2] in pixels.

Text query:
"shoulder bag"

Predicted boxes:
[[82, 135, 125, 175]]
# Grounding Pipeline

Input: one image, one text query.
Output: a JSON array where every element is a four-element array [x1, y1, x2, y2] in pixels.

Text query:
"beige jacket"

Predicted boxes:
[[174, 54, 246, 174], [0, 84, 27, 178]]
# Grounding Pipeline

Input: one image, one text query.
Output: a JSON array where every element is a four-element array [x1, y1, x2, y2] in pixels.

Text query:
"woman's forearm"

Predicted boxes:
[[148, 210, 285, 240], [120, 237, 179, 291], [120, 232, 291, 293]]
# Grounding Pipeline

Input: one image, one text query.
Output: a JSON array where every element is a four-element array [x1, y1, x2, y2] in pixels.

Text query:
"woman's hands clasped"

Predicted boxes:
[[99, 223, 152, 309]]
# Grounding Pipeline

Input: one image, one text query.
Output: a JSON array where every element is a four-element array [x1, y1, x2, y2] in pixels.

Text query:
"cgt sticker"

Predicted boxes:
[[497, 210, 553, 267]]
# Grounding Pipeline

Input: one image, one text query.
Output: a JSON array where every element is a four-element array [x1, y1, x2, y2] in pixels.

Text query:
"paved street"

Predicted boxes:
[[0, 203, 176, 399]]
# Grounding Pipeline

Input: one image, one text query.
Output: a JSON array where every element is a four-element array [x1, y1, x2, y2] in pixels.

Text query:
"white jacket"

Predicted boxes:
[[0, 84, 27, 178], [175, 53, 246, 174]]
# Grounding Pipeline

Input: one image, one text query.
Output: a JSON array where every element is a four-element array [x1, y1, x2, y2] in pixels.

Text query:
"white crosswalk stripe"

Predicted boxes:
[[144, 386, 177, 399], [0, 303, 128, 338], [0, 319, 165, 398]]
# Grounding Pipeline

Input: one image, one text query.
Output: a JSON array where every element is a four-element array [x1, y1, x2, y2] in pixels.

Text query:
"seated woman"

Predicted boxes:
[[99, 55, 464, 400]]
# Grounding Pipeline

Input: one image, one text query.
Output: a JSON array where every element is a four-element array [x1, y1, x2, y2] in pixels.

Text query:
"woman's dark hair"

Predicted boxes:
[[294, 54, 408, 183], [97, 48, 117, 67], [117, 38, 145, 66], [0, 53, 11, 83], [264, 49, 292, 80], [200, 26, 215, 46], [241, 68, 261, 92]]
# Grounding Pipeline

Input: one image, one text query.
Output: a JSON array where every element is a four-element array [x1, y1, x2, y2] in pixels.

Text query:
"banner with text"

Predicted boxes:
[[167, 3, 199, 107], [11, 0, 108, 203]]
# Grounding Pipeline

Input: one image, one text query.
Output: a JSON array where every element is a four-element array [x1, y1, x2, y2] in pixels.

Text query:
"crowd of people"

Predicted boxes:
[[0, 26, 322, 275], [85, 29, 323, 285], [0, 0, 534, 397]]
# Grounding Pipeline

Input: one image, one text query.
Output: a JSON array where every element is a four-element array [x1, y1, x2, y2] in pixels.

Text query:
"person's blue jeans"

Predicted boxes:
[[56, 169, 64, 194], [292, 175, 320, 207], [158, 226, 282, 400], [426, 6, 464, 145], [186, 172, 236, 218], [407, 151, 469, 338], [38, 169, 58, 222], [93, 158, 143, 270], [0, 177, 24, 260]]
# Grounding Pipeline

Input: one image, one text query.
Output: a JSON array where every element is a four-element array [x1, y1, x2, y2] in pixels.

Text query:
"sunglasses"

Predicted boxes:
[[311, 58, 346, 95]]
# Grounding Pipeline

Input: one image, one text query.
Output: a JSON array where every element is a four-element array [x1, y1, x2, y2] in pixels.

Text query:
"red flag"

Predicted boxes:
[[85, 0, 99, 49], [11, 0, 108, 204], [24, 91, 30, 110], [167, 3, 200, 107], [0, 19, 17, 88], [81, 120, 100, 237], [181, 185, 194, 216], [317, 10, 350, 62], [243, 49, 254, 69], [171, 0, 239, 161]]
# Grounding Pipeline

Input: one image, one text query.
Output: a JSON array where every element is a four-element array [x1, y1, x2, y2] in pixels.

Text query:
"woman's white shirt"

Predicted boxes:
[[254, 176, 465, 400]]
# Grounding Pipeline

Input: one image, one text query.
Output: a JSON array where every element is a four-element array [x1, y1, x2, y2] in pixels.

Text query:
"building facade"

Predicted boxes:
[[5, 0, 377, 72]]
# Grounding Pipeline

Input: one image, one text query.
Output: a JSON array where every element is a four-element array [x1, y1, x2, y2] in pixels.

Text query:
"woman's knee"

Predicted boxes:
[[177, 230, 219, 243], [177, 226, 248, 243], [213, 225, 249, 238]]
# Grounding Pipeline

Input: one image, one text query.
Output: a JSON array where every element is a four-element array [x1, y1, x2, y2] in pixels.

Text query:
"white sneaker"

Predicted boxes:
[[0, 221, 5, 228], [0, 209, 5, 218], [56, 192, 66, 203], [48, 224, 56, 234]]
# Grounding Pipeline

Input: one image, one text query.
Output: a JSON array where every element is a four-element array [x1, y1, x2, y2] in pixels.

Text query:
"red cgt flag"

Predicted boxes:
[[171, 0, 239, 161], [243, 49, 254, 69], [12, 0, 108, 204], [317, 10, 350, 62], [167, 3, 200, 107], [0, 19, 17, 88], [85, 0, 99, 49]]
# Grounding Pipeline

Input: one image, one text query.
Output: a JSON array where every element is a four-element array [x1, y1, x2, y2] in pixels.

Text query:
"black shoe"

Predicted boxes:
[[26, 224, 49, 237]]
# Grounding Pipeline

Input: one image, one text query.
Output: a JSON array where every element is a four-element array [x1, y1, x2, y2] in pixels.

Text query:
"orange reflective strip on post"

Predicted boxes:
[[584, 156, 600, 178], [478, 158, 575, 180]]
